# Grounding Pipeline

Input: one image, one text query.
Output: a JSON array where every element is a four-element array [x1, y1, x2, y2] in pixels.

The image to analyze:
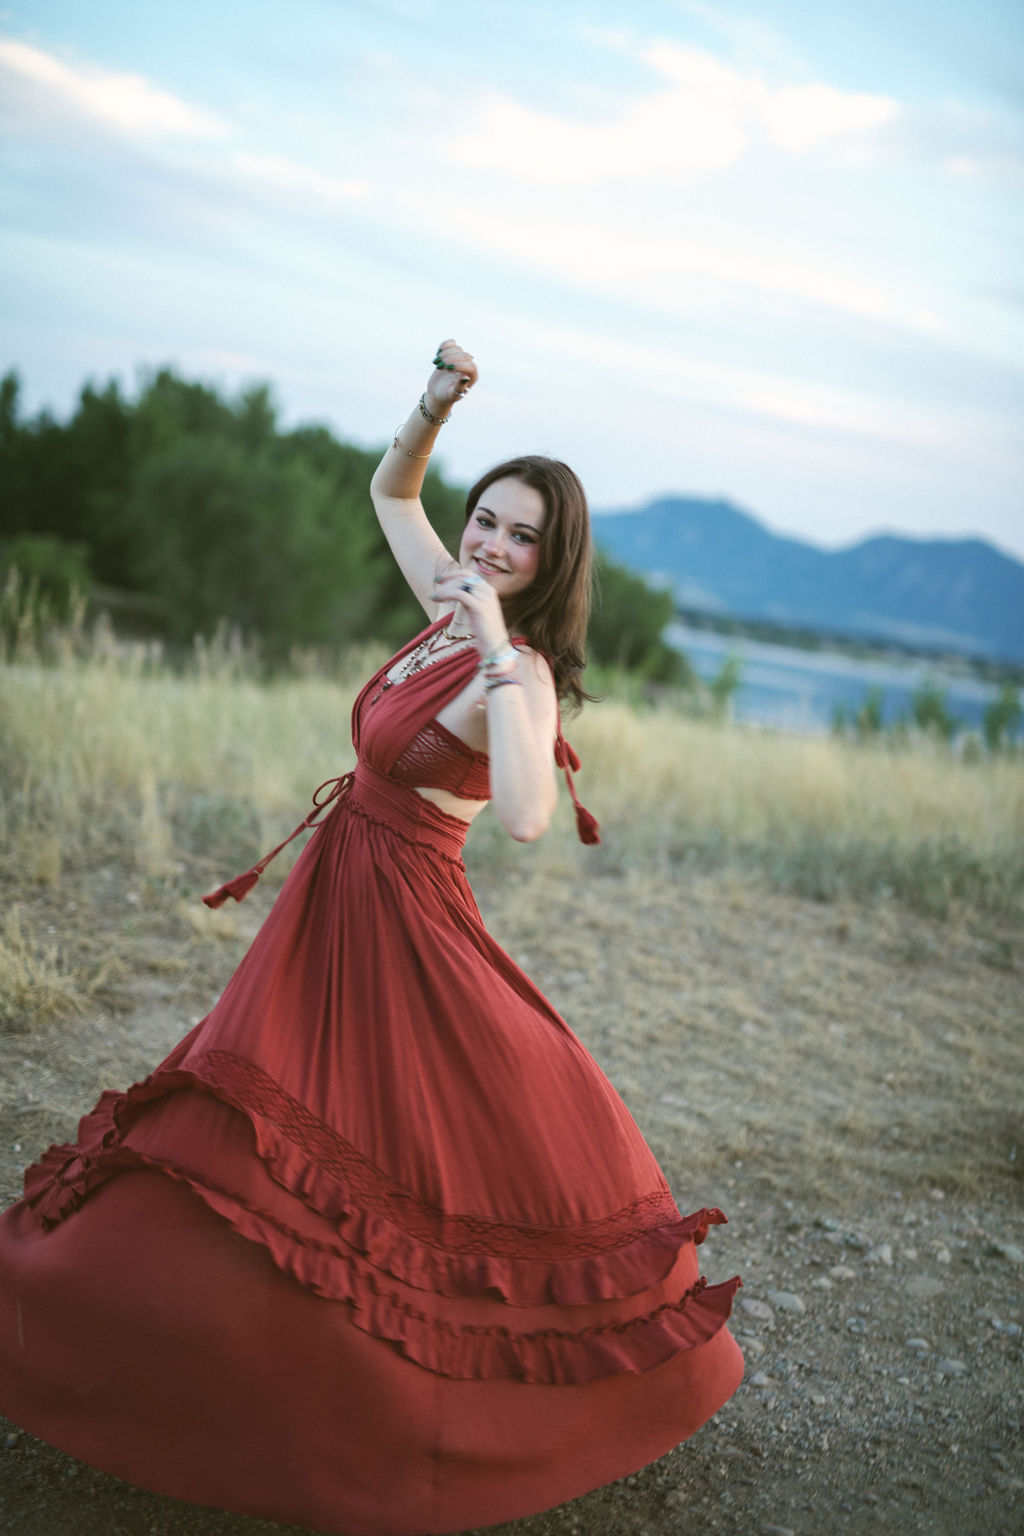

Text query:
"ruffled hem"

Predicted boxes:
[[24, 1052, 725, 1310], [22, 1063, 741, 1385], [23, 1138, 741, 1384]]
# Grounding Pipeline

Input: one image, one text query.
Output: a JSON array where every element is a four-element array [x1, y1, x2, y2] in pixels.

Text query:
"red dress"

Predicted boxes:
[[0, 620, 743, 1536]]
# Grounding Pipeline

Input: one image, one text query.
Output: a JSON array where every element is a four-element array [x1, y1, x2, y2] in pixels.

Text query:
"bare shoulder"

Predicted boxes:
[[508, 640, 552, 680], [512, 645, 558, 732]]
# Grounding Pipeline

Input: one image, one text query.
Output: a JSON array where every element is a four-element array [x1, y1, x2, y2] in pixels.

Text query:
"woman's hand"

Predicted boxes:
[[431, 565, 509, 659], [424, 339, 478, 418]]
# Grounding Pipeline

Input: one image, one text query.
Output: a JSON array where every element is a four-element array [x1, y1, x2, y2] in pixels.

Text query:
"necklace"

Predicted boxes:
[[368, 621, 476, 705]]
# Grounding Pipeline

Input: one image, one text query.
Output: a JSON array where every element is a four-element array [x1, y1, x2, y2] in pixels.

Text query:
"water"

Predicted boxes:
[[665, 621, 1017, 737]]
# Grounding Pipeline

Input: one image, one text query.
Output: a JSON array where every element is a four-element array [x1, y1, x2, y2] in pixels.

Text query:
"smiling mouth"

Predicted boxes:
[[475, 558, 509, 576]]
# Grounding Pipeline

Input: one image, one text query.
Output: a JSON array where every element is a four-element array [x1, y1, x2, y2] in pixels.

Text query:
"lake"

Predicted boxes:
[[665, 621, 1016, 737]]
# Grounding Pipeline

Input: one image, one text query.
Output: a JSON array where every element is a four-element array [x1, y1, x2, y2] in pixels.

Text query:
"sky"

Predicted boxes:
[[2, 0, 1023, 559]]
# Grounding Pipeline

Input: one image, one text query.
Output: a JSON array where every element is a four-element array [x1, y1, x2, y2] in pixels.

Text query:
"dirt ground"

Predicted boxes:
[[1, 857, 1021, 1536]]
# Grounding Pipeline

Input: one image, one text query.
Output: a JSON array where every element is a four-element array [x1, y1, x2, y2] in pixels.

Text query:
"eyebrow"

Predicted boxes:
[[476, 503, 543, 535]]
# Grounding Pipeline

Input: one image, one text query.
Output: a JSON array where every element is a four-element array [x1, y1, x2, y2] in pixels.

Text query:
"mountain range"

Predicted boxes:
[[591, 497, 1024, 665]]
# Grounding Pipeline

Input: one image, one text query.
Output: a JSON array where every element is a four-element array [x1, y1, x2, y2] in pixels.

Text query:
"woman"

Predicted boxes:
[[0, 342, 743, 1536]]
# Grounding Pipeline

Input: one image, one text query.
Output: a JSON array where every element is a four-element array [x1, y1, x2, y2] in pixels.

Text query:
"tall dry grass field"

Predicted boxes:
[[3, 616, 1021, 907]]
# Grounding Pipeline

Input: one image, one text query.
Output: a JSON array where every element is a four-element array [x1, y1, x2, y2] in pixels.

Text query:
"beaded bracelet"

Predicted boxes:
[[419, 394, 451, 427]]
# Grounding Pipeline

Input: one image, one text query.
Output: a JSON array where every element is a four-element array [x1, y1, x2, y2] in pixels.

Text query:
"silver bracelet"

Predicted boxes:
[[419, 394, 451, 427], [392, 429, 432, 460]]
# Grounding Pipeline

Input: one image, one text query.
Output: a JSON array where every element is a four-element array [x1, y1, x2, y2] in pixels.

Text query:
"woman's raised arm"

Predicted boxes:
[[369, 340, 478, 616]]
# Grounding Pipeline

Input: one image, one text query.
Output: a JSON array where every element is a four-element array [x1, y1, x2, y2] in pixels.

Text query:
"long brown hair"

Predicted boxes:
[[464, 456, 594, 711]]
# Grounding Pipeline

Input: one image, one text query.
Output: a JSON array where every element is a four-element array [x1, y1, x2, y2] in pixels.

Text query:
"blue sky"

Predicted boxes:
[[2, 0, 1022, 557]]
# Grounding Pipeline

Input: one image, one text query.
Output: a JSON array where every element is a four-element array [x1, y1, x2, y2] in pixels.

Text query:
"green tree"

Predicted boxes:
[[911, 677, 958, 741], [127, 436, 388, 654], [708, 654, 742, 719], [588, 556, 692, 683], [0, 533, 91, 612], [855, 687, 885, 737], [0, 372, 30, 532], [982, 684, 1022, 753]]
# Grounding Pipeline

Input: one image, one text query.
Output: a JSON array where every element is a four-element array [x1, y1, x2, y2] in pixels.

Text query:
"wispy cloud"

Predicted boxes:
[[453, 309, 962, 449], [452, 39, 899, 185], [0, 34, 372, 233], [754, 80, 898, 152], [416, 196, 940, 334], [451, 84, 745, 180], [0, 34, 228, 139], [641, 40, 898, 149]]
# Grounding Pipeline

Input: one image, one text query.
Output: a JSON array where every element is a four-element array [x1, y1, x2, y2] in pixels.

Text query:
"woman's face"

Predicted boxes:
[[459, 477, 546, 598]]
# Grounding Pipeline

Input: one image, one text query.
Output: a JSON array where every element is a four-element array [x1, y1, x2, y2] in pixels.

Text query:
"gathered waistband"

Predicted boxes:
[[348, 763, 470, 861], [203, 759, 470, 909]]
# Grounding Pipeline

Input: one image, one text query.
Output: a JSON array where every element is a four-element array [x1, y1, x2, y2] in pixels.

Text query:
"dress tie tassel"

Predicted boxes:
[[573, 803, 601, 846], [202, 772, 354, 909], [554, 728, 600, 845], [204, 870, 262, 909]]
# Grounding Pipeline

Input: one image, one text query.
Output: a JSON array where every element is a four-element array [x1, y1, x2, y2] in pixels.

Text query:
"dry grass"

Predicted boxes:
[[0, 907, 84, 1032], [562, 700, 1024, 916], [0, 621, 380, 892], [3, 617, 1020, 923]]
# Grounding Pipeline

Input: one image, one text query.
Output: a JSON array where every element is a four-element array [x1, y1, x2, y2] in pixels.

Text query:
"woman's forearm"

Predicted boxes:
[[483, 677, 559, 842], [370, 395, 448, 502], [369, 342, 477, 611]]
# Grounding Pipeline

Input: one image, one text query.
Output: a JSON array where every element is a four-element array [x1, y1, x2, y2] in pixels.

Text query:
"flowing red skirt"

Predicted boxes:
[[0, 767, 743, 1535]]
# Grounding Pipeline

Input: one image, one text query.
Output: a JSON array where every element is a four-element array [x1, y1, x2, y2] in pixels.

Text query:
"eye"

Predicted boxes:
[[512, 531, 536, 544], [475, 513, 495, 528]]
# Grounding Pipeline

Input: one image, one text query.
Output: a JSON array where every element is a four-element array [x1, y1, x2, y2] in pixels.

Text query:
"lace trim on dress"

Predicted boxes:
[[389, 720, 491, 801]]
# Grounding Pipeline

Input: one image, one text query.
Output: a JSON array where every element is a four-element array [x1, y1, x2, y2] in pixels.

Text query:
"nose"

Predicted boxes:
[[483, 527, 506, 557]]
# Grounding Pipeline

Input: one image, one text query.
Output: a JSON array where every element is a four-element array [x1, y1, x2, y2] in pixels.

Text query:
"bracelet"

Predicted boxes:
[[479, 640, 517, 669], [419, 394, 451, 427], [484, 676, 523, 695], [393, 429, 432, 460], [480, 657, 519, 681]]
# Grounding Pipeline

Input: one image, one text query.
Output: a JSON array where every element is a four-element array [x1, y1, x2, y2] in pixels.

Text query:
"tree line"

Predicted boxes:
[[0, 368, 685, 681], [832, 680, 1021, 754]]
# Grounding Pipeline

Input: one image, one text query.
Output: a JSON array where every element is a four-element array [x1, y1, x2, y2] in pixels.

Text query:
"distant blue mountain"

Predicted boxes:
[[592, 497, 1024, 663]]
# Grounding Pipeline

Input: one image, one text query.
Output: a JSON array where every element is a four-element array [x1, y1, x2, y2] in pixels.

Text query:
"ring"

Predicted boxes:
[[461, 574, 483, 591]]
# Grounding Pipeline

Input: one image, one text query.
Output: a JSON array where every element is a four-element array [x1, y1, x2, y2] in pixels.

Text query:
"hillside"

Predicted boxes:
[[592, 498, 1024, 664]]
